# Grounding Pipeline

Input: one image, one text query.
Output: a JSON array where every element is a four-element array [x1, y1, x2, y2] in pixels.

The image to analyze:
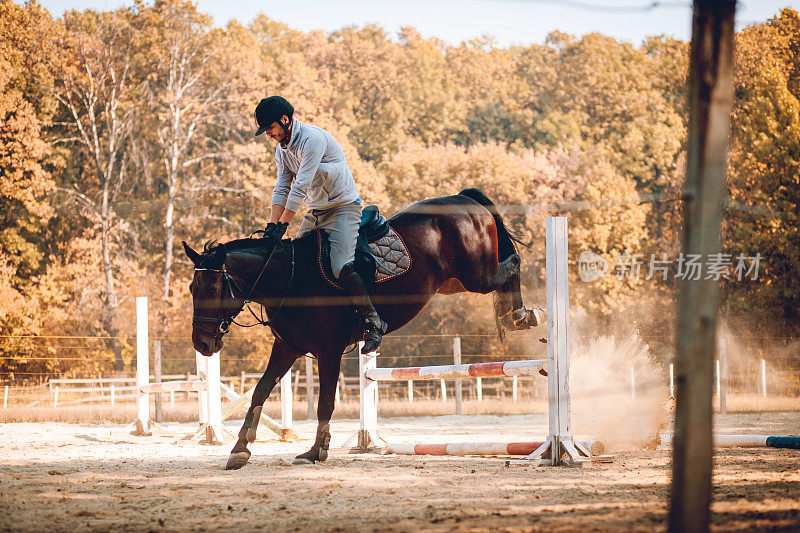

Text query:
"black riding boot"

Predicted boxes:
[[338, 262, 388, 354]]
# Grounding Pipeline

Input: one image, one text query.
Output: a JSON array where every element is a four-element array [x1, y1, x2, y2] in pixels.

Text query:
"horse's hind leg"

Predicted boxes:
[[226, 339, 300, 470], [293, 352, 342, 465], [493, 257, 546, 332]]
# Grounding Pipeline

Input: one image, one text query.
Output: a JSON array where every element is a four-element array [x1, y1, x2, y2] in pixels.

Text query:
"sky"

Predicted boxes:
[[35, 0, 798, 47]]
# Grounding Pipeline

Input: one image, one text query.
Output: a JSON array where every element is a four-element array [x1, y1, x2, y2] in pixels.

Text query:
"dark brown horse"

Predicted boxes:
[[183, 189, 543, 469]]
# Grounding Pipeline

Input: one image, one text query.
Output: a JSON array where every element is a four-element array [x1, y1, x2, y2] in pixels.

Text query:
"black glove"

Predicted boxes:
[[262, 222, 288, 240]]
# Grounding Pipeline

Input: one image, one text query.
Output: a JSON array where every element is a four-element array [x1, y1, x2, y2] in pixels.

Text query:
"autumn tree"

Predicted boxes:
[[0, 0, 59, 377], [48, 7, 140, 370], [725, 8, 800, 334]]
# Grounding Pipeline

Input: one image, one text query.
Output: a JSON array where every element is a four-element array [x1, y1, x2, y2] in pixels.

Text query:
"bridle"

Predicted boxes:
[[191, 241, 295, 341]]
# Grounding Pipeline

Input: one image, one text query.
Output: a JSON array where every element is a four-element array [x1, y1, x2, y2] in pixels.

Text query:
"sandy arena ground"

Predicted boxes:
[[0, 412, 799, 532]]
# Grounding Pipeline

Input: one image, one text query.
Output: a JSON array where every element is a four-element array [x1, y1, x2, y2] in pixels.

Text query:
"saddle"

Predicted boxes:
[[316, 205, 411, 290]]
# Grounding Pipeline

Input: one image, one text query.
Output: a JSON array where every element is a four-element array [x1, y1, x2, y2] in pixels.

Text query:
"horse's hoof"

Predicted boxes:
[[225, 451, 251, 470], [292, 456, 315, 465]]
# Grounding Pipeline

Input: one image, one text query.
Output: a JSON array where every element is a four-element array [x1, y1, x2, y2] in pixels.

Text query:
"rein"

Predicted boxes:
[[191, 240, 295, 340]]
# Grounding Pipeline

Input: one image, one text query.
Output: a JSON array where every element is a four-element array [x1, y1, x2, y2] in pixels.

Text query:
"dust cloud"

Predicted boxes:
[[570, 334, 670, 451]]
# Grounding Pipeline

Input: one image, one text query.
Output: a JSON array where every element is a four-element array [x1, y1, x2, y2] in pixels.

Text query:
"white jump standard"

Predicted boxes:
[[130, 296, 293, 444], [344, 217, 612, 466]]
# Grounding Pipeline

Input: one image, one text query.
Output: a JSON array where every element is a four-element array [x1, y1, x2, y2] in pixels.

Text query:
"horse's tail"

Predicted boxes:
[[458, 188, 520, 260]]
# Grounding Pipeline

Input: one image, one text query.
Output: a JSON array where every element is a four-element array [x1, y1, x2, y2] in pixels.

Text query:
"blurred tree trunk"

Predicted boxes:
[[669, 1, 736, 532]]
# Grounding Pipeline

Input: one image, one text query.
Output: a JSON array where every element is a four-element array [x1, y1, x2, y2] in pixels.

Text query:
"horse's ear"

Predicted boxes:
[[183, 241, 201, 265], [212, 243, 226, 265]]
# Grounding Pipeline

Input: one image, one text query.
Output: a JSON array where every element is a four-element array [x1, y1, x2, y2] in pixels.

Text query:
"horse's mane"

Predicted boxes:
[[200, 233, 315, 260], [202, 238, 269, 254]]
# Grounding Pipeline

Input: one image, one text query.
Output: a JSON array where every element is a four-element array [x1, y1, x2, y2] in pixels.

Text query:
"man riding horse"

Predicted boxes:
[[184, 96, 545, 468], [255, 96, 387, 354]]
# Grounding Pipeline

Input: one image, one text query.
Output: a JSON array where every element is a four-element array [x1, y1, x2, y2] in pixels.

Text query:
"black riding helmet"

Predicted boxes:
[[254, 96, 294, 136]]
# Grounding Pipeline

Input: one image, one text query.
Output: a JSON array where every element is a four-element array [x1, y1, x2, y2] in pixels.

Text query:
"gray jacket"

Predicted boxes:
[[272, 118, 361, 212]]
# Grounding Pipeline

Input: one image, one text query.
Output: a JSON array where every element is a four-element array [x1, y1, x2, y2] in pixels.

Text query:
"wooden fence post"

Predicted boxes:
[[305, 356, 316, 420], [154, 340, 163, 423], [338, 373, 346, 401]]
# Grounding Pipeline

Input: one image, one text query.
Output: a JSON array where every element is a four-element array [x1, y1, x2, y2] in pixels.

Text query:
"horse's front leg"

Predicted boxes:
[[226, 340, 300, 470], [293, 352, 342, 465]]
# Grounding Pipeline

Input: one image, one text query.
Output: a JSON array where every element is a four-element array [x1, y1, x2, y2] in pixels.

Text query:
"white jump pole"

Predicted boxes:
[[760, 358, 767, 399], [661, 434, 800, 449], [454, 337, 462, 415], [389, 440, 605, 457], [440, 379, 447, 401], [133, 296, 151, 436], [281, 369, 293, 439], [517, 216, 596, 466], [407, 380, 413, 403], [192, 350, 223, 444], [196, 351, 209, 427], [365, 360, 545, 381], [342, 342, 385, 451], [204, 351, 224, 444], [476, 376, 483, 402]]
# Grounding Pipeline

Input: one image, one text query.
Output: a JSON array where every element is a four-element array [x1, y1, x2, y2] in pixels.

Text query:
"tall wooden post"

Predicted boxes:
[[669, 1, 736, 531]]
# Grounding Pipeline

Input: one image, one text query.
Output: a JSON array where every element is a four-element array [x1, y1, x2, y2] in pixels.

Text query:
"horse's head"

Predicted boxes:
[[183, 240, 241, 357]]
